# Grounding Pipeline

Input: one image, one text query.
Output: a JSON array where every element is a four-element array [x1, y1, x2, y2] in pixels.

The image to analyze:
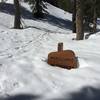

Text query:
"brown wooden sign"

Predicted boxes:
[[47, 43, 78, 69]]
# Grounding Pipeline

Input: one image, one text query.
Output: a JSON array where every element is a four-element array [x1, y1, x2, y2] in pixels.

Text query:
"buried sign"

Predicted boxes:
[[47, 43, 78, 69]]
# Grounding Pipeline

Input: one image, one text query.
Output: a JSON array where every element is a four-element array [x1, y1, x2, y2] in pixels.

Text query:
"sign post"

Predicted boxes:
[[48, 43, 78, 69]]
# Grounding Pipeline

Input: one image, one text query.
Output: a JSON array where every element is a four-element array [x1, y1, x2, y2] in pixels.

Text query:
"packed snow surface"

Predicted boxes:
[[0, 1, 100, 100]]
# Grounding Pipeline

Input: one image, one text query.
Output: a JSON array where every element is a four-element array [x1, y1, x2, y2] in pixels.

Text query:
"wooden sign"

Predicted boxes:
[[47, 43, 78, 69]]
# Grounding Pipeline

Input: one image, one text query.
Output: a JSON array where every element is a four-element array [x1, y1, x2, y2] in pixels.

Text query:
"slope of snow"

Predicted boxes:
[[46, 3, 72, 21], [0, 1, 100, 100]]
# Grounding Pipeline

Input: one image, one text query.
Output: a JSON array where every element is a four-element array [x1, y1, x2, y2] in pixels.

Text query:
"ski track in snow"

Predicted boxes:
[[0, 27, 100, 98]]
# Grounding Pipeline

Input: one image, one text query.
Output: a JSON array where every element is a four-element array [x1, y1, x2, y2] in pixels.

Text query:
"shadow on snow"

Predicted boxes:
[[0, 86, 100, 100], [0, 3, 33, 20], [42, 14, 72, 30], [0, 94, 41, 100], [53, 86, 100, 100], [0, 3, 72, 30]]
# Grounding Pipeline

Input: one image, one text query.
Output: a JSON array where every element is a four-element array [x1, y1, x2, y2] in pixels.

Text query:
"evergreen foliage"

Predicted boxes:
[[24, 0, 46, 18], [57, 0, 72, 12]]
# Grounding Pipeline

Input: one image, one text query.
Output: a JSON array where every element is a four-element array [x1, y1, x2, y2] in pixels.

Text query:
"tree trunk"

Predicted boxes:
[[76, 0, 84, 40], [92, 0, 97, 33], [72, 0, 76, 33], [14, 0, 21, 29]]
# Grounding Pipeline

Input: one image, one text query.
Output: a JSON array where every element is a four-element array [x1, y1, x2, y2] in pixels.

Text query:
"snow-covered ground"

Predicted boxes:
[[0, 1, 100, 100]]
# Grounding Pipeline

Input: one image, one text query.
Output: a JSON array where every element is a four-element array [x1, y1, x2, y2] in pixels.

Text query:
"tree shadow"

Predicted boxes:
[[0, 3, 33, 20], [0, 94, 41, 100], [0, 3, 72, 30], [42, 14, 72, 30], [53, 86, 100, 100], [70, 86, 100, 100], [1, 86, 100, 100]]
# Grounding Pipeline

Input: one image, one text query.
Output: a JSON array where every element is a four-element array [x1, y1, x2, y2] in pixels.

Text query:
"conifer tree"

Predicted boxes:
[[72, 0, 76, 33], [24, 0, 45, 18], [33, 0, 44, 18], [92, 0, 97, 33], [45, 0, 58, 7], [76, 0, 84, 40], [14, 0, 21, 29]]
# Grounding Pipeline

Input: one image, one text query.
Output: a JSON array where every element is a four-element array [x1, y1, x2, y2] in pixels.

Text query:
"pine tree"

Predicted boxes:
[[72, 0, 76, 33], [57, 0, 72, 12], [24, 0, 45, 18], [33, 0, 44, 18], [76, 0, 84, 40], [14, 0, 21, 29], [92, 0, 97, 33], [45, 0, 58, 7]]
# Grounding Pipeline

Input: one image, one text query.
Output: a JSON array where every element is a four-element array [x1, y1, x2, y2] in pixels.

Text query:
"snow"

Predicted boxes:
[[46, 3, 72, 21], [0, 1, 100, 100]]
